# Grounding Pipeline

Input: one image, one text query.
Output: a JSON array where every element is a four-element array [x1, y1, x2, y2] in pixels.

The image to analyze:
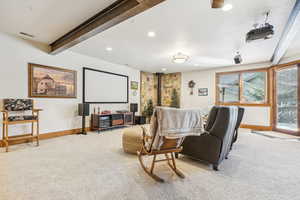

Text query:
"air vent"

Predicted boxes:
[[19, 32, 35, 38]]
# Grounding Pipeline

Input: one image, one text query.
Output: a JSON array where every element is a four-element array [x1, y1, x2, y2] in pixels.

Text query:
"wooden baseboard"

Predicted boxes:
[[0, 127, 90, 147], [240, 124, 272, 131]]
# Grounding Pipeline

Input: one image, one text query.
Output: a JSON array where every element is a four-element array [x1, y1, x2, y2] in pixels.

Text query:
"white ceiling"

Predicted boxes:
[[285, 33, 300, 58], [70, 0, 297, 72], [0, 0, 298, 72], [0, 0, 116, 43]]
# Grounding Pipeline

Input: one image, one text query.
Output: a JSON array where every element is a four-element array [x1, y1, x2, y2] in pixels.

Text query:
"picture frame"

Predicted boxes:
[[198, 88, 208, 96], [28, 63, 77, 98], [131, 81, 139, 90]]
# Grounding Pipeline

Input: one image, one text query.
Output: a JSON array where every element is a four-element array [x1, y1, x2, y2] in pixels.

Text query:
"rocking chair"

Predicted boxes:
[[137, 107, 202, 182]]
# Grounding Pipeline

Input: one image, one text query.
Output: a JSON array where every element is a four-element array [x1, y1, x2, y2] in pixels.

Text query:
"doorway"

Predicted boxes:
[[274, 64, 300, 135]]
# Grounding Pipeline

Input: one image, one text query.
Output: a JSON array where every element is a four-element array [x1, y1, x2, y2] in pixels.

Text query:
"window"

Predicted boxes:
[[218, 73, 239, 102], [242, 71, 266, 103], [275, 66, 298, 132], [216, 69, 268, 106]]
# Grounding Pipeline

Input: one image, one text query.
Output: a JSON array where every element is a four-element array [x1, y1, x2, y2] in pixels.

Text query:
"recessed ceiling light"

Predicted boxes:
[[106, 47, 112, 51], [147, 31, 156, 37], [162, 68, 167, 72], [222, 4, 233, 11]]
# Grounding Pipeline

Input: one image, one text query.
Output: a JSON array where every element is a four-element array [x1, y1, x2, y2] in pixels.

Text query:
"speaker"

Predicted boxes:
[[130, 103, 138, 113], [135, 116, 146, 125], [78, 103, 90, 116]]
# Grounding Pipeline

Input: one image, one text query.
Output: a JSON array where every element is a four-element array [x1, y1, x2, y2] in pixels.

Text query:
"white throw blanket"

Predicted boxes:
[[148, 107, 203, 150], [155, 107, 203, 137]]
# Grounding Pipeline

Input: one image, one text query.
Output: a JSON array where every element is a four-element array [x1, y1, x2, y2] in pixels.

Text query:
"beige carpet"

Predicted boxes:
[[251, 130, 300, 140], [1, 128, 300, 200]]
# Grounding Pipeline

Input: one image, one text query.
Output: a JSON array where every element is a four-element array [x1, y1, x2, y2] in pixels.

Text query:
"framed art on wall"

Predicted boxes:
[[131, 81, 139, 90], [198, 88, 208, 96], [28, 63, 77, 98]]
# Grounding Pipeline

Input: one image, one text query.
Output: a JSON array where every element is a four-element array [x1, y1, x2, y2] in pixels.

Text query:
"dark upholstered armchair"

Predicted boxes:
[[177, 106, 242, 171], [231, 107, 245, 149]]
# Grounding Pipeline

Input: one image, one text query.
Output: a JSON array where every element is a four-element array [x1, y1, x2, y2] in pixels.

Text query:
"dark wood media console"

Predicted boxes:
[[91, 112, 133, 132]]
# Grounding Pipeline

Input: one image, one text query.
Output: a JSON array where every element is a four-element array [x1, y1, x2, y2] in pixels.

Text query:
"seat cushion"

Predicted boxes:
[[8, 115, 38, 122], [122, 126, 144, 154]]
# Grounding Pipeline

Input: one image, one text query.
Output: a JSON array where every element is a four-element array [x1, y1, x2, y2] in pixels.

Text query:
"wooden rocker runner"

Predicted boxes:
[[137, 128, 185, 182], [137, 107, 203, 183]]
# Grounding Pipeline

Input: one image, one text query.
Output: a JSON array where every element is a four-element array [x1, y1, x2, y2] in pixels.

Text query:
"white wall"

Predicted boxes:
[[181, 62, 272, 126], [0, 32, 140, 139]]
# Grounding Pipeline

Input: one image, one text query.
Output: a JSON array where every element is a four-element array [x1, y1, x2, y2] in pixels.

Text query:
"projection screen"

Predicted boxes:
[[83, 68, 128, 103]]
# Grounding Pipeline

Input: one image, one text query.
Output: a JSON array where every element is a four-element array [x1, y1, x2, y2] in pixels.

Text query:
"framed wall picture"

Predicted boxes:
[[28, 63, 77, 98], [131, 81, 139, 90], [198, 88, 208, 96]]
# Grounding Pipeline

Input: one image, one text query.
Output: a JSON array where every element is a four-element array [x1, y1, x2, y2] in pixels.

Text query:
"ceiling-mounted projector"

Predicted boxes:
[[246, 12, 274, 43]]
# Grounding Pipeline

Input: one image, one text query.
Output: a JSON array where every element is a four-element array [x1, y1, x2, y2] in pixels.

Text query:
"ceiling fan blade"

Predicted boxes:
[[212, 0, 224, 8]]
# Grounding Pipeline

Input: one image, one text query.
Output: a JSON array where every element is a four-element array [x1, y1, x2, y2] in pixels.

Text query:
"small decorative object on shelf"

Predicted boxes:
[[1, 99, 42, 152]]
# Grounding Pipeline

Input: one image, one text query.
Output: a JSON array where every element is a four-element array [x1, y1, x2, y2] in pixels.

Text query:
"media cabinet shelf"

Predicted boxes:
[[91, 113, 133, 132], [4, 120, 37, 125]]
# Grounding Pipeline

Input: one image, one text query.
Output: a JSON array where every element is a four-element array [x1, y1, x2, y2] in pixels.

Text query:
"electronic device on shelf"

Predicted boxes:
[[99, 116, 111, 129], [116, 110, 129, 114], [101, 110, 111, 115]]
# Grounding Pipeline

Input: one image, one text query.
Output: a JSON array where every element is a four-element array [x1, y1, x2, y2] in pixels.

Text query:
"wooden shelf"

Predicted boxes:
[[97, 125, 127, 131], [7, 135, 37, 141], [4, 120, 38, 125], [8, 134, 32, 139], [2, 105, 41, 152]]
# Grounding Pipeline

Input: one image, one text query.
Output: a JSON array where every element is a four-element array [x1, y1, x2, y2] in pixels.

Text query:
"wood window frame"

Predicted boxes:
[[271, 60, 300, 136], [215, 67, 270, 107]]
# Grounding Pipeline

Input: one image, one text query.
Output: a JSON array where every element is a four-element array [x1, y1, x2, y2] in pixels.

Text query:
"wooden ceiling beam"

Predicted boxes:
[[271, 0, 300, 64], [212, 0, 224, 8], [49, 0, 165, 54]]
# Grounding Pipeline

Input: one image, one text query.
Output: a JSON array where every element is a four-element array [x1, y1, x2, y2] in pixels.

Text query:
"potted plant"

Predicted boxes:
[[142, 99, 154, 123], [170, 88, 180, 108]]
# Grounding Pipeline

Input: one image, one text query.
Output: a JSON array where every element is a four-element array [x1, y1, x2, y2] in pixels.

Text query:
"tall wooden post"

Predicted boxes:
[[156, 73, 163, 106]]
